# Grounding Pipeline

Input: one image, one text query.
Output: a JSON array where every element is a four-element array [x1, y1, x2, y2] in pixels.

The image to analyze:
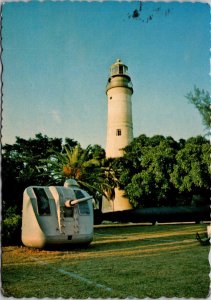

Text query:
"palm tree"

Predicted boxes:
[[99, 158, 120, 201], [45, 144, 119, 202], [46, 144, 96, 184]]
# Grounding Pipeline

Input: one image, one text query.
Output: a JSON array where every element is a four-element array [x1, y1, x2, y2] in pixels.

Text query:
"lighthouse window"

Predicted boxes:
[[116, 129, 122, 136], [119, 65, 123, 74], [111, 66, 118, 76]]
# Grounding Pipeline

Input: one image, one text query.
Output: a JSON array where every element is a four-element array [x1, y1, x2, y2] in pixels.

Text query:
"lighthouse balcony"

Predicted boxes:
[[106, 76, 133, 93]]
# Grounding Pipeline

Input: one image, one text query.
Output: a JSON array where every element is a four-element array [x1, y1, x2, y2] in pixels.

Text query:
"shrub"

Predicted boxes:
[[2, 207, 22, 245]]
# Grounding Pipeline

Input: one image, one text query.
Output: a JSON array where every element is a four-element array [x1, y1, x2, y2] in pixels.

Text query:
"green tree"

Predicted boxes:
[[186, 86, 211, 132], [46, 144, 97, 183], [63, 138, 78, 151], [2, 207, 22, 245], [45, 144, 115, 203], [2, 133, 63, 215], [124, 140, 177, 207], [100, 158, 122, 200], [170, 136, 210, 205], [87, 144, 106, 161], [121, 134, 151, 179], [2, 134, 66, 245]]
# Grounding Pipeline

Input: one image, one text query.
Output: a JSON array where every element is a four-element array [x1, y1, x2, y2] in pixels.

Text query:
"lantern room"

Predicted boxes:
[[110, 59, 129, 77]]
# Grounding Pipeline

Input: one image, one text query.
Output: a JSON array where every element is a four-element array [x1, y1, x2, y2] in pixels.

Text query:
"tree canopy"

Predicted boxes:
[[2, 133, 210, 218], [170, 137, 210, 199], [186, 86, 211, 132], [2, 134, 63, 214], [115, 134, 210, 208]]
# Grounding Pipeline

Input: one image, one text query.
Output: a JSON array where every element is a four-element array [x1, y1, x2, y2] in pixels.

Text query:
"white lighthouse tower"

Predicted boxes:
[[102, 59, 134, 212], [105, 59, 134, 158]]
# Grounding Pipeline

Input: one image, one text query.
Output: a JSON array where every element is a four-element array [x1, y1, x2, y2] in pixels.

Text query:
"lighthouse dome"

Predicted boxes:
[[110, 59, 129, 77]]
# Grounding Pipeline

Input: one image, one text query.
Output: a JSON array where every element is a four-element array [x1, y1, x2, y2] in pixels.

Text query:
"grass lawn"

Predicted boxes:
[[2, 223, 210, 298]]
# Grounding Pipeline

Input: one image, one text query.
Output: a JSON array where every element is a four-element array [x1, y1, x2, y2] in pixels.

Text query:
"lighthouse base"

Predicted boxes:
[[102, 188, 133, 213]]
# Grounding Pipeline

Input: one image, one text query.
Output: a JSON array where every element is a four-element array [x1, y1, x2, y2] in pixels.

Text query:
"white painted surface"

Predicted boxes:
[[103, 60, 134, 212]]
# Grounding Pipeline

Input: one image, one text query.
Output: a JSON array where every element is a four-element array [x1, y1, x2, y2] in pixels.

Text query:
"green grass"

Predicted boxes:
[[2, 223, 210, 298]]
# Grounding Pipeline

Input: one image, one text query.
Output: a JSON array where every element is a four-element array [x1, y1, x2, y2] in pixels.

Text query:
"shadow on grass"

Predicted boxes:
[[3, 224, 207, 256]]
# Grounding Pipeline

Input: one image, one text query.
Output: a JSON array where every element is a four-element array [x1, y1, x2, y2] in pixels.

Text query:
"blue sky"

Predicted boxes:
[[2, 1, 210, 148]]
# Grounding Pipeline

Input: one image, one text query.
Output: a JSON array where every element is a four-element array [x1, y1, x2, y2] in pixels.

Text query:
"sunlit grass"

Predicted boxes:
[[2, 224, 210, 298]]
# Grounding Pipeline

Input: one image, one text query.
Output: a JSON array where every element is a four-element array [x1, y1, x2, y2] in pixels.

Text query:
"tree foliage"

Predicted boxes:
[[2, 132, 209, 246], [186, 86, 211, 132], [117, 135, 178, 207], [2, 133, 63, 215], [2, 207, 22, 245], [170, 137, 210, 201], [2, 132, 210, 218], [44, 144, 119, 204], [44, 144, 102, 188], [115, 134, 210, 208]]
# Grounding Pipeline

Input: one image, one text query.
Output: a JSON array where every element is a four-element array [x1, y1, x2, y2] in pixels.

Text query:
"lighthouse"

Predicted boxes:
[[105, 59, 134, 158], [102, 59, 134, 212]]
